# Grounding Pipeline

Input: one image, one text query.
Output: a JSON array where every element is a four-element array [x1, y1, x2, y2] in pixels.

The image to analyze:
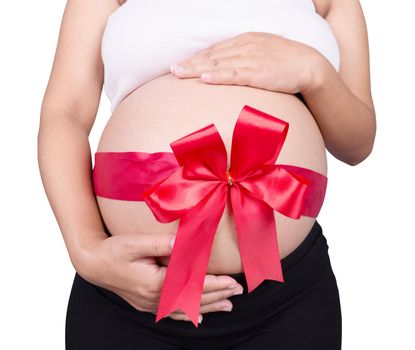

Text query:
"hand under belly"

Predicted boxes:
[[95, 73, 327, 274]]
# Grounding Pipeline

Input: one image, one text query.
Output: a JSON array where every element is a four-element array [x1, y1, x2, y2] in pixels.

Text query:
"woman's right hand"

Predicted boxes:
[[76, 232, 244, 324]]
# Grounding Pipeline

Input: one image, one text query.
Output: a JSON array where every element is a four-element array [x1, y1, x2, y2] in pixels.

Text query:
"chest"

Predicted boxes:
[[103, 0, 333, 49]]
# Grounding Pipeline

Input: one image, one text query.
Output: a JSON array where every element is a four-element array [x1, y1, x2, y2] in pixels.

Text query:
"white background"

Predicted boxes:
[[1, 0, 414, 348]]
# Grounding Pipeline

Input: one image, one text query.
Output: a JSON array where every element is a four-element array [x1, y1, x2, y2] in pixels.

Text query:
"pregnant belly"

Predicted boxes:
[[95, 73, 327, 274]]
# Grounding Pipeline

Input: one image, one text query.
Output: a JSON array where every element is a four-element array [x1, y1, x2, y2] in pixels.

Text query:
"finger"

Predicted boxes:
[[178, 42, 250, 67], [199, 299, 234, 314], [176, 32, 259, 67], [123, 233, 176, 260], [202, 274, 240, 293], [172, 55, 251, 78], [181, 34, 245, 63], [200, 284, 244, 305], [201, 67, 254, 86], [205, 34, 244, 50], [168, 299, 234, 316], [141, 264, 168, 293], [169, 312, 203, 324]]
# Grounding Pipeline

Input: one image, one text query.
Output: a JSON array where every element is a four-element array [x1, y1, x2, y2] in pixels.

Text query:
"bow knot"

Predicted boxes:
[[142, 105, 328, 327], [226, 168, 233, 186]]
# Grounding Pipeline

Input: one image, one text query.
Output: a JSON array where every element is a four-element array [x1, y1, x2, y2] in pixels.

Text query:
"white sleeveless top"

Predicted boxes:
[[101, 0, 340, 112]]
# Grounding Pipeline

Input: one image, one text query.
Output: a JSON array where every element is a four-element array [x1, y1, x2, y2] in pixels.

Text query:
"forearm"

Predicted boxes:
[[37, 108, 107, 272], [301, 53, 376, 166]]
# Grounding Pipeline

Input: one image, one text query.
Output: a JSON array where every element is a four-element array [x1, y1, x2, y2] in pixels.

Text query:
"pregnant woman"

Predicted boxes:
[[38, 0, 376, 349]]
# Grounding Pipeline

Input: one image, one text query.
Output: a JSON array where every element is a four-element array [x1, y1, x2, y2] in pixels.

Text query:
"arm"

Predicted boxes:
[[38, 0, 117, 271], [38, 0, 243, 323], [167, 0, 376, 167], [301, 0, 376, 166]]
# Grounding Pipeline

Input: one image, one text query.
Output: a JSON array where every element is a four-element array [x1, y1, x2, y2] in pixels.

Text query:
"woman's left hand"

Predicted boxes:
[[170, 32, 321, 94]]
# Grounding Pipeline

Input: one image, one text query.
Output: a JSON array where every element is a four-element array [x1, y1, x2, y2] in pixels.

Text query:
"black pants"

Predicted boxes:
[[66, 220, 342, 349]]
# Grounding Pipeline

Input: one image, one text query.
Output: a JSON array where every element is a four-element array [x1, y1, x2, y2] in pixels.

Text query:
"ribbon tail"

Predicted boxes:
[[230, 185, 284, 293], [155, 185, 228, 327]]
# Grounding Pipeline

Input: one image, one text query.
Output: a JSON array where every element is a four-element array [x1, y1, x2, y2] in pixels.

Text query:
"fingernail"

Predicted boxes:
[[222, 302, 233, 312], [198, 314, 203, 324], [169, 237, 176, 249], [171, 64, 186, 75], [232, 286, 243, 295], [201, 73, 213, 82]]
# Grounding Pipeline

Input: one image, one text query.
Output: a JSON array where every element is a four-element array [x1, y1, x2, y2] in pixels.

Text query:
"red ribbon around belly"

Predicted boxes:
[[92, 105, 328, 328]]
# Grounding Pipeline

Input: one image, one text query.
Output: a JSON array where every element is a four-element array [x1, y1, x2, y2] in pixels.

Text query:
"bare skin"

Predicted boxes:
[[38, 0, 245, 325], [38, 0, 375, 324]]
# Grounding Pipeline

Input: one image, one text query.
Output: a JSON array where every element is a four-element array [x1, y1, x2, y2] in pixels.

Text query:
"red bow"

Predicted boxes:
[[143, 105, 327, 327]]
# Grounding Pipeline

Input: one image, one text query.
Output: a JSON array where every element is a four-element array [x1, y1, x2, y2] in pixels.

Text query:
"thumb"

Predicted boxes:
[[126, 233, 176, 259]]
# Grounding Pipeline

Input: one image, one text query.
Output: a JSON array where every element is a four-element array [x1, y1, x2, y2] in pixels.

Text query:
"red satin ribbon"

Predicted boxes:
[[92, 105, 328, 328]]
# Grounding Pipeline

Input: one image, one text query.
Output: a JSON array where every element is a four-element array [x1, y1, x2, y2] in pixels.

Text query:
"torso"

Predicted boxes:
[[95, 0, 334, 274]]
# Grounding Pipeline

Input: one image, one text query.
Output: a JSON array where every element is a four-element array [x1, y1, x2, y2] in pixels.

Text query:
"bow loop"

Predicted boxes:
[[230, 105, 289, 179], [143, 167, 222, 223], [170, 123, 228, 181], [238, 165, 310, 219]]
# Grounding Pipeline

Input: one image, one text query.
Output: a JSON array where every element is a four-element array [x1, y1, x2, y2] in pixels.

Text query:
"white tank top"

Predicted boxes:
[[102, 0, 340, 112]]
